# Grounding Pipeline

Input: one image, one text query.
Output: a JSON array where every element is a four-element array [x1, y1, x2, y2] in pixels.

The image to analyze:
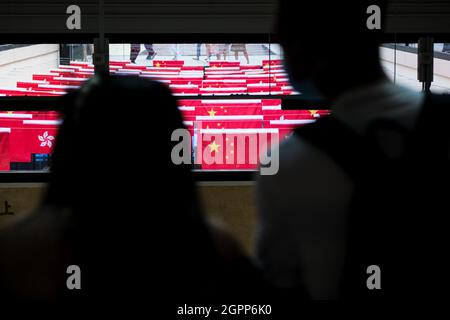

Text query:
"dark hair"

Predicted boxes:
[[276, 1, 387, 98], [45, 76, 223, 301], [276, 1, 386, 61]]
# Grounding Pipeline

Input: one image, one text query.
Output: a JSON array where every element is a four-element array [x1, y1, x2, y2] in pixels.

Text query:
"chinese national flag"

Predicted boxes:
[[153, 60, 185, 68], [262, 99, 282, 109], [197, 128, 276, 170], [0, 129, 11, 170], [262, 110, 321, 120], [195, 105, 262, 117], [262, 59, 283, 68], [198, 119, 263, 129], [266, 119, 315, 141], [201, 82, 246, 88], [209, 61, 240, 68], [197, 132, 224, 170]]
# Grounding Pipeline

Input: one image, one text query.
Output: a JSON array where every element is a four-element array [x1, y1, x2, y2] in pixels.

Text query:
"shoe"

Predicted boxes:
[[193, 57, 200, 61], [130, 60, 136, 64], [147, 52, 157, 60]]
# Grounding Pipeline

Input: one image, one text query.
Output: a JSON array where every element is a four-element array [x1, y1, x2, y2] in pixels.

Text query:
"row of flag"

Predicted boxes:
[[178, 99, 329, 170], [0, 59, 298, 97], [0, 58, 329, 171], [0, 100, 330, 171]]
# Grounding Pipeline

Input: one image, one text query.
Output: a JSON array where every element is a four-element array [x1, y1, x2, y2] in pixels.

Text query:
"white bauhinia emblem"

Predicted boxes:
[[38, 131, 55, 148]]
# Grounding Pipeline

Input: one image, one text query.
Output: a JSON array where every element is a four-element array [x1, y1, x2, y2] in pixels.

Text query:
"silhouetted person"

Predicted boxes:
[[257, 1, 450, 300], [0, 76, 263, 309], [230, 44, 250, 64], [130, 43, 156, 63], [193, 43, 202, 60]]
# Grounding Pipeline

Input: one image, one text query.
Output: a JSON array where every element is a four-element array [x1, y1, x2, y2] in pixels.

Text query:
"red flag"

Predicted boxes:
[[9, 120, 60, 162], [209, 61, 240, 68], [194, 105, 262, 117], [152, 60, 185, 67], [198, 120, 263, 129], [0, 129, 11, 170], [197, 128, 277, 170], [23, 120, 59, 155]]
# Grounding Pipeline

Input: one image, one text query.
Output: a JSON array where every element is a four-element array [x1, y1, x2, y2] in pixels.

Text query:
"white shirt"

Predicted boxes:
[[255, 80, 424, 299]]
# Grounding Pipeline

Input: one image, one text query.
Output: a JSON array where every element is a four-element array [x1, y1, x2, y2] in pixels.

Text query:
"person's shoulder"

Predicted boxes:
[[277, 133, 337, 177]]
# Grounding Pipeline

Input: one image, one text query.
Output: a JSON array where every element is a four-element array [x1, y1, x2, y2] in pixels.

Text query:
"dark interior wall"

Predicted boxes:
[[0, 0, 450, 35], [0, 0, 275, 34], [387, 0, 450, 33]]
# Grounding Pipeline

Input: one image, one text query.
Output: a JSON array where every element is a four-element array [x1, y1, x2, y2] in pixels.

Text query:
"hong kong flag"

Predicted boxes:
[[10, 120, 60, 162], [1, 113, 29, 162], [27, 121, 59, 155], [0, 128, 11, 170]]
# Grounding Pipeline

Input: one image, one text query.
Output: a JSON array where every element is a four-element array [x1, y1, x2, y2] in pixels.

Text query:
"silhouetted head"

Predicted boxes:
[[44, 76, 220, 300], [47, 75, 193, 209], [276, 1, 387, 99]]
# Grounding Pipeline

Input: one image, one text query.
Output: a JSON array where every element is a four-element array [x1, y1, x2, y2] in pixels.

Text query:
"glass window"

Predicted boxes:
[[1, 41, 330, 173], [109, 43, 300, 97], [380, 43, 422, 92], [431, 43, 450, 94], [0, 44, 94, 97]]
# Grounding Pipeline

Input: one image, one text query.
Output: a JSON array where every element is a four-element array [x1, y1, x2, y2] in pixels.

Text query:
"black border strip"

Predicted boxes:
[[0, 97, 61, 111], [0, 96, 331, 111], [0, 172, 50, 183], [0, 170, 256, 183], [2, 33, 450, 44]]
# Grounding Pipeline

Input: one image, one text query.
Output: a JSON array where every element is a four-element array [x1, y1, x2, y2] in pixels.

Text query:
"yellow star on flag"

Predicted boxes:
[[264, 64, 270, 68], [208, 141, 220, 153], [309, 110, 319, 117], [155, 62, 161, 67], [208, 109, 217, 117], [7, 111, 14, 114]]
